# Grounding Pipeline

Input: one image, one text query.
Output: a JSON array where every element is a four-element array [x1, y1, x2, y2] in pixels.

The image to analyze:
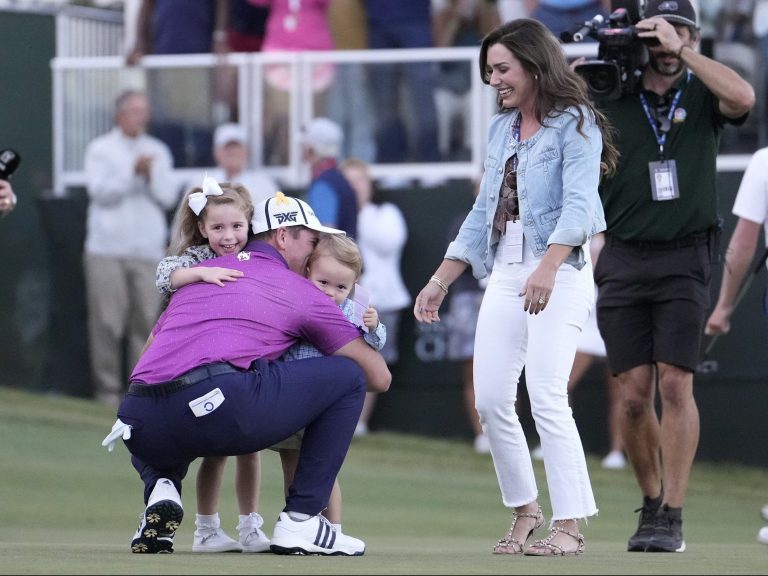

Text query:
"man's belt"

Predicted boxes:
[[127, 363, 241, 397], [606, 232, 708, 251]]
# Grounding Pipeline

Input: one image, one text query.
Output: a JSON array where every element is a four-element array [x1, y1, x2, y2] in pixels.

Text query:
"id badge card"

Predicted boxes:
[[649, 160, 680, 201], [503, 220, 523, 264]]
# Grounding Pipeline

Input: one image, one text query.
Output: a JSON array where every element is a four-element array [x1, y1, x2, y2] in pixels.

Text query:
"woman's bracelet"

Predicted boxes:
[[429, 275, 449, 294]]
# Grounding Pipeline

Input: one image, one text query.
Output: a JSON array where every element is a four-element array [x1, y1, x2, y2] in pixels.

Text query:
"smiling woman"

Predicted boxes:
[[413, 17, 619, 557]]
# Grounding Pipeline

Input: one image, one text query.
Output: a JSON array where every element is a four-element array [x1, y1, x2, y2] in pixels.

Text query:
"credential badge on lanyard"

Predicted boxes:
[[641, 72, 689, 202]]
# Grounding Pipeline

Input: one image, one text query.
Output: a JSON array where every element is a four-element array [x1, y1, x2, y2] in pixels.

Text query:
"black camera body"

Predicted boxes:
[[565, 0, 651, 101]]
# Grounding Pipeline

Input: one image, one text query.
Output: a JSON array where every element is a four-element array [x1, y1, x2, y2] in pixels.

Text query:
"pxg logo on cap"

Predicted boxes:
[[274, 207, 299, 226], [252, 191, 345, 236]]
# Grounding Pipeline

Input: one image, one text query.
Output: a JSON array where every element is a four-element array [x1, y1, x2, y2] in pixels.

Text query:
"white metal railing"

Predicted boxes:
[[51, 48, 497, 194], [50, 44, 606, 195], [51, 31, 756, 196], [55, 4, 123, 58]]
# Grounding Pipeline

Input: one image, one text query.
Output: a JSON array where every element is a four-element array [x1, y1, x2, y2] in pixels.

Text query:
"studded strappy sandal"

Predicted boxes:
[[493, 506, 545, 555], [524, 520, 585, 556]]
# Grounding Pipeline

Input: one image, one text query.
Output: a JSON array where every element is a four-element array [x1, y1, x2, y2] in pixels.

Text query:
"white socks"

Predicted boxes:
[[195, 513, 220, 530], [285, 511, 341, 532]]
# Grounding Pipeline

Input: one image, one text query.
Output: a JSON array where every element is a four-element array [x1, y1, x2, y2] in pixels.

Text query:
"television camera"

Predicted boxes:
[[562, 0, 654, 101]]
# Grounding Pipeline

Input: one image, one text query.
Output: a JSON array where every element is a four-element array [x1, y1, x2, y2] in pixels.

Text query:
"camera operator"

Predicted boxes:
[[0, 180, 16, 217], [592, 0, 755, 554]]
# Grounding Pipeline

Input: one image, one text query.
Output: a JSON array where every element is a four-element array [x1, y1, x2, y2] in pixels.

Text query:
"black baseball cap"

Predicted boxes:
[[644, 0, 698, 28]]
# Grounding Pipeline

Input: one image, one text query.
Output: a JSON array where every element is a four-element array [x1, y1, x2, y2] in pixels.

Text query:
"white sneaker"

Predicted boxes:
[[473, 434, 491, 454], [761, 504, 768, 522], [601, 450, 628, 470], [270, 512, 365, 556], [238, 512, 271, 553], [193, 527, 243, 553], [354, 422, 369, 437], [131, 478, 183, 554], [531, 445, 544, 461], [758, 526, 768, 545]]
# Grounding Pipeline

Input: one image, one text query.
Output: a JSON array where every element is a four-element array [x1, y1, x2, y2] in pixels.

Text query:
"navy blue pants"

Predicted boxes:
[[117, 357, 366, 515]]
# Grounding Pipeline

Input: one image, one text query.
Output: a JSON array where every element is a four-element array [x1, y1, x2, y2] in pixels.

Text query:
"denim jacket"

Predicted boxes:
[[446, 105, 606, 278]]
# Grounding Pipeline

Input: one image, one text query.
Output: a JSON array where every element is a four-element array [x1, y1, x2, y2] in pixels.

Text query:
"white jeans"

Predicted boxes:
[[474, 241, 598, 522]]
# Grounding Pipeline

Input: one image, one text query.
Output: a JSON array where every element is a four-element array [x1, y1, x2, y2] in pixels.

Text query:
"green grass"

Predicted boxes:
[[0, 385, 767, 575]]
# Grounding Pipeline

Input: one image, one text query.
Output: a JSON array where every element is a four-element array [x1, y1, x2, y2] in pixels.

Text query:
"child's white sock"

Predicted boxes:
[[195, 512, 220, 529]]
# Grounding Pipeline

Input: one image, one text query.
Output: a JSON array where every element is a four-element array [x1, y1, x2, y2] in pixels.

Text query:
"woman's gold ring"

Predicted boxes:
[[538, 297, 546, 305]]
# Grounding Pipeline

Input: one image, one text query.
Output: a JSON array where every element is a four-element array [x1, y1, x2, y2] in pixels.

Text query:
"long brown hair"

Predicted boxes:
[[479, 18, 619, 177]]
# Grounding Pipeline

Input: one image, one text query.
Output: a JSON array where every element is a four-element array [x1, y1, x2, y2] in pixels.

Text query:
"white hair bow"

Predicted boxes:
[[188, 173, 224, 216]]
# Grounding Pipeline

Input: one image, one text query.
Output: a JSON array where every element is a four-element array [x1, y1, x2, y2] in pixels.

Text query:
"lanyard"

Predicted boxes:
[[639, 71, 690, 160]]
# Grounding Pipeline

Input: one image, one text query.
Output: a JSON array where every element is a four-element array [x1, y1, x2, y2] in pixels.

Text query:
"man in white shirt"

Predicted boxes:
[[705, 146, 768, 547], [83, 89, 178, 406], [705, 147, 768, 337]]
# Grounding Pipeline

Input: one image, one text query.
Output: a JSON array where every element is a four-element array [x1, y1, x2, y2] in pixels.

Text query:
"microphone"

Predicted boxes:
[[0, 149, 21, 181], [572, 14, 604, 42]]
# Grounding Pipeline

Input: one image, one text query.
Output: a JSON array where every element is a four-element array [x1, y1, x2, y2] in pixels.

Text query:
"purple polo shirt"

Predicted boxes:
[[130, 241, 361, 384]]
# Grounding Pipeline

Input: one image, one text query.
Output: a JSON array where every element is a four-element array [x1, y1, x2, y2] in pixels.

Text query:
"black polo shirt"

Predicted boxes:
[[598, 72, 745, 242]]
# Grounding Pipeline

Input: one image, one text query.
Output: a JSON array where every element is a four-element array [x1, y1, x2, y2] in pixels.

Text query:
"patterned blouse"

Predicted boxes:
[[155, 244, 217, 296], [493, 155, 520, 235]]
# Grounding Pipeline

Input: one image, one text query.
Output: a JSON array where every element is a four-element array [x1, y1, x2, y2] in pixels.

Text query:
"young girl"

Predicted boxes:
[[273, 233, 386, 534], [156, 175, 269, 553]]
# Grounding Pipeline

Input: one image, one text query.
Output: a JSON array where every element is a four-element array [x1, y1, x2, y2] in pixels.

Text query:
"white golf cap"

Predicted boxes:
[[301, 117, 343, 158], [252, 191, 345, 235], [214, 123, 248, 148]]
